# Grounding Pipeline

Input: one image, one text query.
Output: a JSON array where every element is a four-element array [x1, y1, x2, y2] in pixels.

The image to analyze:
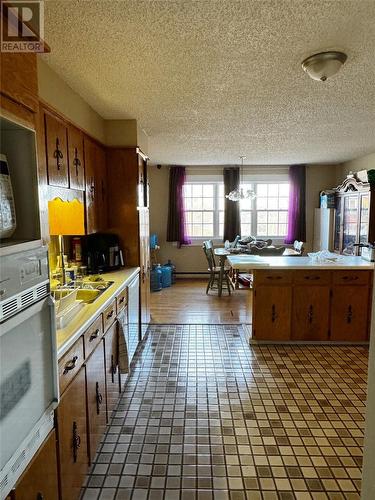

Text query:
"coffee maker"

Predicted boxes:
[[85, 233, 124, 274]]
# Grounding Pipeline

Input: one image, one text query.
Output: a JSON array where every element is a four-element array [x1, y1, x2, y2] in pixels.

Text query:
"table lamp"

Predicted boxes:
[[48, 198, 85, 285]]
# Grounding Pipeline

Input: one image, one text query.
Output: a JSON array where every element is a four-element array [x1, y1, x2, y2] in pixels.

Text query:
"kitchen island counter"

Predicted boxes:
[[227, 255, 374, 270], [227, 256, 373, 343], [56, 267, 139, 359]]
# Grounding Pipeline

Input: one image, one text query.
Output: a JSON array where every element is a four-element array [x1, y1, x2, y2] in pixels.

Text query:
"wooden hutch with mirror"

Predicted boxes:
[[333, 172, 375, 255]]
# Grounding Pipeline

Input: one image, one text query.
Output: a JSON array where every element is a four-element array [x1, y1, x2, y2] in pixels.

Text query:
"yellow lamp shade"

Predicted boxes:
[[48, 198, 85, 236]]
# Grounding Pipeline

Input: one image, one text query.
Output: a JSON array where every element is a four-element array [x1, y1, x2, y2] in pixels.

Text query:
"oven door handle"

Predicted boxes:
[[47, 295, 60, 407]]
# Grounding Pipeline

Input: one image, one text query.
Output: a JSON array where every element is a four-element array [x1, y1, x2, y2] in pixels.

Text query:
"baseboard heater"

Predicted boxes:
[[175, 272, 209, 275]]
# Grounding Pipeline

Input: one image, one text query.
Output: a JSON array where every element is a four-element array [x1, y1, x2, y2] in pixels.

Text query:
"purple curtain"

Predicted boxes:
[[285, 164, 306, 244], [223, 167, 241, 242], [167, 166, 191, 247]]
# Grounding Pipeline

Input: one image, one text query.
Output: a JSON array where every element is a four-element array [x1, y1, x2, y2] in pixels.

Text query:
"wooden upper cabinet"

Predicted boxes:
[[84, 137, 97, 233], [84, 137, 107, 234], [11, 430, 58, 500], [137, 153, 148, 208], [95, 145, 108, 231], [44, 112, 69, 188], [56, 367, 88, 500], [0, 52, 38, 112], [68, 126, 85, 190]]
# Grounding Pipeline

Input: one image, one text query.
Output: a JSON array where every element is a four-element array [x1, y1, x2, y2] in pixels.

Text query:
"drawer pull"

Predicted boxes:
[[347, 305, 353, 324], [107, 310, 114, 319], [72, 421, 81, 463], [36, 493, 44, 500], [271, 304, 277, 322], [267, 276, 282, 280], [63, 356, 78, 374], [304, 276, 320, 280], [119, 296, 125, 304], [342, 276, 359, 281], [96, 382, 103, 414], [308, 305, 314, 324], [89, 329, 100, 342]]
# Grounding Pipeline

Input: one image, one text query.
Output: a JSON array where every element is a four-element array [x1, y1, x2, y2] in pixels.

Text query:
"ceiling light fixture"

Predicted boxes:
[[302, 51, 347, 82], [225, 156, 256, 202]]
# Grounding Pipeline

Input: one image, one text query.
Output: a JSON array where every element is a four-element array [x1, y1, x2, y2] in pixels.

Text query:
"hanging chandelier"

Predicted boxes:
[[225, 156, 256, 202]]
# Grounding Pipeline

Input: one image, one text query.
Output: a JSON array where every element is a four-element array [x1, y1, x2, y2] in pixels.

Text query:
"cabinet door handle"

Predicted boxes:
[[73, 147, 81, 176], [53, 137, 64, 170], [308, 305, 314, 324], [346, 305, 353, 324], [63, 355, 78, 374], [96, 382, 103, 414], [111, 354, 117, 382], [72, 421, 81, 463], [89, 329, 100, 342], [107, 310, 114, 319], [271, 304, 277, 323], [119, 296, 125, 304], [342, 276, 359, 281]]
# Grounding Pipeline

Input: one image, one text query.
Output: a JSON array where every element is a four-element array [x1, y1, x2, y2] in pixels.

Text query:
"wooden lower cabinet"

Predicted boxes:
[[10, 430, 58, 500], [252, 270, 372, 341], [292, 286, 330, 341], [253, 286, 292, 341], [331, 285, 370, 341], [104, 323, 120, 418], [56, 367, 88, 500], [85, 342, 107, 463]]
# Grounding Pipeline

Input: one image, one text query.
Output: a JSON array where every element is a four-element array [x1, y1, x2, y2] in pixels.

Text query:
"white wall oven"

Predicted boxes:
[[0, 245, 58, 500]]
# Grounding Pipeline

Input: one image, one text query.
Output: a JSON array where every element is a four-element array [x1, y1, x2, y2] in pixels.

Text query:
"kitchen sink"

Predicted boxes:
[[52, 280, 114, 304], [52, 280, 114, 328], [53, 288, 101, 304]]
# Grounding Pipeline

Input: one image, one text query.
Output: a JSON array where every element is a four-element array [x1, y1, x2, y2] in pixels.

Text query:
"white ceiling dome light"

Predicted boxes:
[[302, 51, 348, 82]]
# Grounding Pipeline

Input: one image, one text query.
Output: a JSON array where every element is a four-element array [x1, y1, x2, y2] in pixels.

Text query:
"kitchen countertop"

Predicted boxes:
[[226, 255, 375, 270], [56, 267, 139, 359]]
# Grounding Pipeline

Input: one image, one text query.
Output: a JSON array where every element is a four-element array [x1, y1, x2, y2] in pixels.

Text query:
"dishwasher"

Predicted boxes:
[[127, 274, 140, 364]]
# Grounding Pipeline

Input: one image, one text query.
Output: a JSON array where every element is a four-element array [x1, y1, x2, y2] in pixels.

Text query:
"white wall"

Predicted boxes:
[[38, 61, 148, 153], [339, 150, 375, 498], [38, 60, 105, 142], [149, 164, 339, 274], [362, 280, 375, 499], [336, 152, 375, 182]]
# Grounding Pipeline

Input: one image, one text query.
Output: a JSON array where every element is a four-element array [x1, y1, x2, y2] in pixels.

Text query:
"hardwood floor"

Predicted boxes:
[[150, 278, 252, 324]]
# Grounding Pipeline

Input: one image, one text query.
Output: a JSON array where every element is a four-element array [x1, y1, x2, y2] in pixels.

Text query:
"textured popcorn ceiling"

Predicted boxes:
[[42, 0, 375, 165]]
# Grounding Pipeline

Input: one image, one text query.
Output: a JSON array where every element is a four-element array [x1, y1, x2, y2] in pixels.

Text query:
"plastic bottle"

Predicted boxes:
[[150, 264, 162, 292], [164, 259, 176, 284]]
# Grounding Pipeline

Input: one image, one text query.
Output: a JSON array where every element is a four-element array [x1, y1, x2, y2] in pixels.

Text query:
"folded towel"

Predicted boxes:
[[117, 311, 129, 374]]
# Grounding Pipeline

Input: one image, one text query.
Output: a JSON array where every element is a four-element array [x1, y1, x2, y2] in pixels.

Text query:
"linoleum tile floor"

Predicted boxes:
[[81, 325, 368, 500]]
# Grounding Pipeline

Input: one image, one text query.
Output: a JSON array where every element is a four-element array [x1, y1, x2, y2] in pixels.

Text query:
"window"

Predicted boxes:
[[184, 183, 217, 238], [184, 179, 289, 241], [253, 183, 289, 237]]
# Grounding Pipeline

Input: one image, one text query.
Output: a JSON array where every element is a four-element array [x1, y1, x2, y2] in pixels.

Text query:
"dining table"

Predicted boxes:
[[214, 247, 300, 294]]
